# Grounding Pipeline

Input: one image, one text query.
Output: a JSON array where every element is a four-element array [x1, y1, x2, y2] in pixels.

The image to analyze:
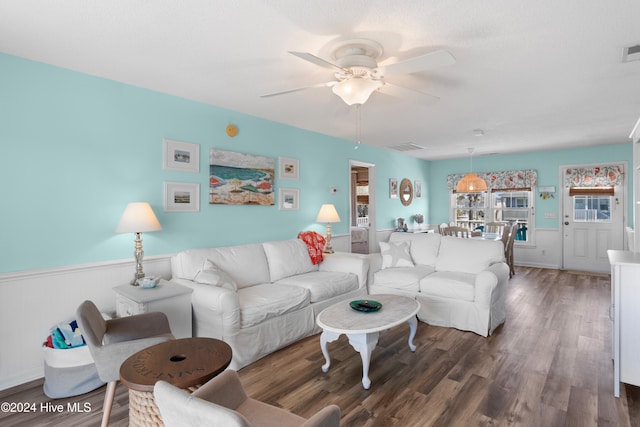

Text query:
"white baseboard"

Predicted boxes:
[[0, 369, 43, 391]]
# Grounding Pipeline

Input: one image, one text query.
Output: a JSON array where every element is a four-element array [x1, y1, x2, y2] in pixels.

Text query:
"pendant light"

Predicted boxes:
[[456, 148, 487, 193]]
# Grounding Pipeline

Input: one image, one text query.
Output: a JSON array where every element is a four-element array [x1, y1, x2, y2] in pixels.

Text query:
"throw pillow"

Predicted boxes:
[[379, 240, 414, 269], [194, 259, 238, 291]]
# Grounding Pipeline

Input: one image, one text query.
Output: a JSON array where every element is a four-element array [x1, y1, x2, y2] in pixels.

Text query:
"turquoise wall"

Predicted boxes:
[[429, 144, 633, 229], [0, 53, 429, 274]]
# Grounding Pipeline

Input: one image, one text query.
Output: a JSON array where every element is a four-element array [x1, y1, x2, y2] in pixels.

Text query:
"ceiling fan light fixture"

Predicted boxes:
[[332, 78, 381, 106]]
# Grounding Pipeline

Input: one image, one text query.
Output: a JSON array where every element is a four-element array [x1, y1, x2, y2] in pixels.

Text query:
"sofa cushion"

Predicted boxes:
[[172, 244, 270, 289], [435, 237, 504, 274], [263, 239, 316, 282], [380, 240, 414, 269], [389, 232, 441, 266], [276, 271, 358, 303], [373, 265, 435, 292], [419, 271, 476, 302], [236, 283, 310, 329], [194, 259, 238, 291]]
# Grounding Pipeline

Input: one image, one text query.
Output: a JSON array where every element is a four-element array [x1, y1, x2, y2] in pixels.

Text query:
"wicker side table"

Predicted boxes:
[[120, 337, 232, 426]]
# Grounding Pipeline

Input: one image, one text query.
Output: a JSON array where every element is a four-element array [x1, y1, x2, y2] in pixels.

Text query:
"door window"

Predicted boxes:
[[572, 196, 612, 223]]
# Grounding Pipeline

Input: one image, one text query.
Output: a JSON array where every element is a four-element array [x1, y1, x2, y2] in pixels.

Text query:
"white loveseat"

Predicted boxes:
[[368, 232, 509, 337], [170, 238, 368, 369]]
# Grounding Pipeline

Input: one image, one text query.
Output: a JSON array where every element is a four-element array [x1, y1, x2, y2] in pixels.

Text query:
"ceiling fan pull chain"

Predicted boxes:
[[354, 104, 362, 150]]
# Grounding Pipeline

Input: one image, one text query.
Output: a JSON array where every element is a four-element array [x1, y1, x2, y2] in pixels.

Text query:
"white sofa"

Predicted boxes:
[[368, 232, 509, 337], [170, 238, 368, 369]]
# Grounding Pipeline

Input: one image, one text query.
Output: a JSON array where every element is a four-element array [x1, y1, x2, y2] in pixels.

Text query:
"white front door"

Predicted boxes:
[[562, 167, 625, 273]]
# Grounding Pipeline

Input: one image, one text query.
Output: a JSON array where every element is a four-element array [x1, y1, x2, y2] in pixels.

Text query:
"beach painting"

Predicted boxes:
[[209, 149, 275, 205]]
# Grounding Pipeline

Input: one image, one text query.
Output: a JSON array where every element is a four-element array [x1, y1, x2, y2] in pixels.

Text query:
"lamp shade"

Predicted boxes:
[[456, 173, 488, 193], [115, 202, 162, 233], [316, 204, 341, 223], [331, 78, 382, 106]]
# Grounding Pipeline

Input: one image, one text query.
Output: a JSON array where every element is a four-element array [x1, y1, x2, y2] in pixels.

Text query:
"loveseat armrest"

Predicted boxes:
[[366, 253, 382, 288], [474, 262, 510, 307], [170, 279, 241, 336], [319, 252, 369, 288]]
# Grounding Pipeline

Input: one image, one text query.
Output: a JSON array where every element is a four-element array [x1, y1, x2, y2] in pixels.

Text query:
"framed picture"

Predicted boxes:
[[389, 178, 398, 199], [164, 181, 200, 212], [279, 157, 299, 180], [279, 188, 300, 210], [163, 139, 200, 173], [210, 149, 275, 205], [415, 180, 422, 198]]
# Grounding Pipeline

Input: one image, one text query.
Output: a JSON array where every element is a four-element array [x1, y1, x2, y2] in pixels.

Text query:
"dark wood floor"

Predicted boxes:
[[1, 267, 639, 426]]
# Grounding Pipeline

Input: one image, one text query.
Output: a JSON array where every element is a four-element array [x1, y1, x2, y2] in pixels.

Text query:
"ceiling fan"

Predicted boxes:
[[261, 38, 456, 106]]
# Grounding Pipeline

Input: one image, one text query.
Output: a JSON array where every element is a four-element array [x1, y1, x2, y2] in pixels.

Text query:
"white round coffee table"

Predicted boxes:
[[316, 294, 420, 389]]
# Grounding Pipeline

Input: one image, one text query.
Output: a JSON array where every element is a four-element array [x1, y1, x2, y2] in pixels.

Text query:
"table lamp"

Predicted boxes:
[[316, 204, 340, 254], [115, 202, 162, 285]]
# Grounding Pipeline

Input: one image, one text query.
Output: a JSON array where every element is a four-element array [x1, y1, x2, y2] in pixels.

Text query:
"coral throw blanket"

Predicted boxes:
[[297, 231, 326, 265]]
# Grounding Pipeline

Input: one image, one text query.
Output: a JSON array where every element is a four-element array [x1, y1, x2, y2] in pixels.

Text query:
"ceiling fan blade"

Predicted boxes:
[[288, 51, 347, 72], [380, 82, 440, 106], [260, 81, 336, 98], [377, 50, 456, 77]]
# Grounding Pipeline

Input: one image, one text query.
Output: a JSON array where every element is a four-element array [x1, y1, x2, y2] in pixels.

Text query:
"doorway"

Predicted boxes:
[[561, 163, 626, 273], [349, 160, 376, 254]]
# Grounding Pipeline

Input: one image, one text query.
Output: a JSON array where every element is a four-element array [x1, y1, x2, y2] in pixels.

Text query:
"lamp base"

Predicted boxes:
[[324, 224, 335, 254], [130, 273, 145, 286]]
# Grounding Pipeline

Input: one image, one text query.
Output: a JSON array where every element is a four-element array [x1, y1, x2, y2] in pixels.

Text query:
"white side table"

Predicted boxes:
[[113, 280, 193, 339]]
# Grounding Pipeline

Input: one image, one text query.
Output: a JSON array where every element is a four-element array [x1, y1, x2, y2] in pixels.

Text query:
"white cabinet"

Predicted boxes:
[[631, 116, 640, 252], [113, 280, 193, 339], [608, 250, 640, 397]]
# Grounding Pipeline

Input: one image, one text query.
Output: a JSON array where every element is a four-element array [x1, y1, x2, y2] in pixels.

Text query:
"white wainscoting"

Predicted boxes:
[[0, 256, 172, 391], [513, 228, 562, 270]]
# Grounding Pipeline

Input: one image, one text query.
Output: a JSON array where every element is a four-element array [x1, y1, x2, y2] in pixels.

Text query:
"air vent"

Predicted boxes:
[[388, 142, 425, 152], [622, 44, 640, 63]]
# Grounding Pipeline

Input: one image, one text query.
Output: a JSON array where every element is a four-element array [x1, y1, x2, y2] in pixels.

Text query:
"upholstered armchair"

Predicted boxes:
[[76, 300, 174, 427], [154, 370, 341, 427]]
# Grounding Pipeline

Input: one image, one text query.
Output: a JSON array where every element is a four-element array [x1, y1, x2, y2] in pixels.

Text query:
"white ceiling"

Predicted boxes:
[[1, 1, 640, 160]]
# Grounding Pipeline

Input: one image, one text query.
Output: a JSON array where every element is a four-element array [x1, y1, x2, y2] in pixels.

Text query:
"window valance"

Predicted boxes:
[[447, 169, 538, 192], [563, 165, 624, 187]]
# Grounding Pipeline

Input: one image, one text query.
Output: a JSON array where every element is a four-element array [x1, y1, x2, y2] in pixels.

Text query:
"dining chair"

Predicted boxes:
[[506, 223, 517, 277], [500, 224, 511, 254], [441, 226, 471, 238], [76, 300, 174, 427], [154, 369, 341, 427], [485, 222, 508, 235]]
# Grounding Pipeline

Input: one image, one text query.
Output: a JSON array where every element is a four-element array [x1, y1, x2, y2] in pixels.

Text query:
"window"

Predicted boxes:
[[450, 188, 534, 243], [448, 169, 537, 244], [452, 192, 486, 230], [492, 190, 534, 243], [573, 195, 611, 222]]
